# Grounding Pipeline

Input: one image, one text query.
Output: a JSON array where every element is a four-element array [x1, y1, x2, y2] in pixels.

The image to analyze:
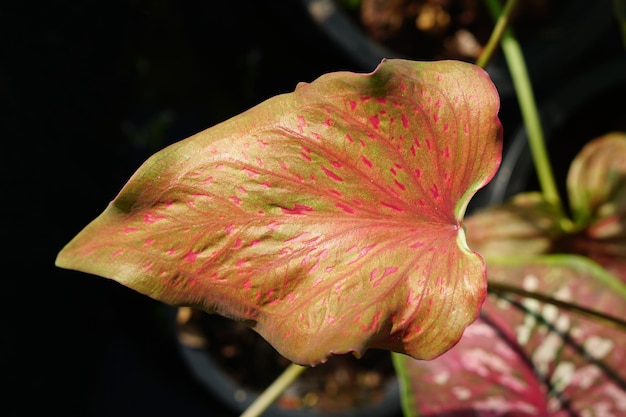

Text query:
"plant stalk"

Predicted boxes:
[[480, 0, 568, 227], [239, 363, 308, 417], [392, 352, 419, 417], [475, 0, 517, 68]]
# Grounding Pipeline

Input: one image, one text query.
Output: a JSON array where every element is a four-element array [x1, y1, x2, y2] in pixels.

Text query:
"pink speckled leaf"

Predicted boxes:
[[55, 59, 502, 365], [403, 256, 626, 416]]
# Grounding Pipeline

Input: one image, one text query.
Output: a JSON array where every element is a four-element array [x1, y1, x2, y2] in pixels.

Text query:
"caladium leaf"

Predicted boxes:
[[55, 59, 503, 365], [464, 192, 562, 260], [568, 132, 626, 228], [401, 255, 626, 416], [566, 132, 626, 281]]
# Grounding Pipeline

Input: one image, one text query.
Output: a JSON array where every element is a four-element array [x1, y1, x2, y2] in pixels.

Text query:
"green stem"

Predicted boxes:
[[391, 352, 419, 417], [481, 0, 568, 227], [488, 281, 626, 331], [239, 363, 308, 417], [475, 0, 517, 68]]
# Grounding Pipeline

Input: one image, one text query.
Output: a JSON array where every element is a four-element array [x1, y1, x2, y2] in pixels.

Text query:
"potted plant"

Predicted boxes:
[[55, 0, 626, 416]]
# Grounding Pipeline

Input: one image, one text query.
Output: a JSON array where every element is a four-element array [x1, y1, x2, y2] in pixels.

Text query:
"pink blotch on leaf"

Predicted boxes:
[[381, 201, 404, 212], [336, 203, 355, 214], [321, 166, 344, 182], [329, 189, 343, 198], [143, 213, 162, 224], [430, 184, 440, 199], [242, 167, 259, 179], [184, 250, 198, 263], [361, 155, 373, 168], [349, 100, 357, 111], [369, 115, 380, 130], [266, 221, 280, 231], [281, 204, 314, 215], [402, 113, 409, 128], [347, 243, 376, 264], [365, 310, 383, 332], [123, 227, 139, 234], [297, 115, 306, 133]]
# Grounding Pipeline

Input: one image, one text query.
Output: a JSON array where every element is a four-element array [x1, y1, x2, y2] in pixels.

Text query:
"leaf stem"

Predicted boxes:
[[475, 0, 516, 69], [239, 363, 308, 417], [488, 281, 626, 331], [481, 0, 568, 228], [391, 352, 419, 417]]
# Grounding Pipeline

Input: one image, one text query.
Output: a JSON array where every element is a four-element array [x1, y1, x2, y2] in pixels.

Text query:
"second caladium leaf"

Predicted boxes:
[[55, 59, 502, 365], [401, 256, 626, 416]]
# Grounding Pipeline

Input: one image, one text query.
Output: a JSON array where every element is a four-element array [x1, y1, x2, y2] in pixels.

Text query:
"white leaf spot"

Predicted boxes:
[[584, 336, 614, 360], [452, 386, 471, 400], [532, 332, 562, 376], [522, 274, 539, 291], [551, 361, 575, 394], [433, 370, 450, 385]]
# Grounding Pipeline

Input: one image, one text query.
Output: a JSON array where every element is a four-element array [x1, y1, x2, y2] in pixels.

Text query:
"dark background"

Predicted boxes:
[[2, 2, 355, 416], [2, 1, 624, 416]]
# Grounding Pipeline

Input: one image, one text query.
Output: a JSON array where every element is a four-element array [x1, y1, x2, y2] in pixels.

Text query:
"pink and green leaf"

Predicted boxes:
[[464, 192, 563, 260], [566, 132, 626, 281], [55, 59, 502, 365], [400, 256, 626, 416]]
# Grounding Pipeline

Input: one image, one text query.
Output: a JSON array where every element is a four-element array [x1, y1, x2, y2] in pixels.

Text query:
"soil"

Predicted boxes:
[[340, 0, 565, 60], [176, 307, 397, 413]]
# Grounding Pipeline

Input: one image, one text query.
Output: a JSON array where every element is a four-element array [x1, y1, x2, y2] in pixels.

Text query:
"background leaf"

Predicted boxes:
[[567, 132, 626, 229], [401, 256, 626, 416], [56, 59, 502, 365]]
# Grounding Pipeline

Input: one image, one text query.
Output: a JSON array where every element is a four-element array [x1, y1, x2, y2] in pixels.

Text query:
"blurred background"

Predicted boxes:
[[2, 2, 355, 416], [2, 1, 624, 416]]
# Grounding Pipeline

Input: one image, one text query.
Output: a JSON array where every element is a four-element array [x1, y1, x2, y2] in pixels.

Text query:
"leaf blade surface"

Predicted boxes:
[[56, 59, 503, 364]]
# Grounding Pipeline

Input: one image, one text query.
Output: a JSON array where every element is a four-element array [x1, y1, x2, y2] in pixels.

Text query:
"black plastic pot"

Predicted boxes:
[[174, 307, 402, 417], [298, 0, 617, 115]]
